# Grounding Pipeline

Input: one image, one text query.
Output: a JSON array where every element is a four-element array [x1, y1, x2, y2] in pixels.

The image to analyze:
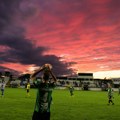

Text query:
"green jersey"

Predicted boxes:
[[108, 88, 113, 96], [34, 80, 55, 113], [68, 85, 74, 92], [118, 87, 120, 92]]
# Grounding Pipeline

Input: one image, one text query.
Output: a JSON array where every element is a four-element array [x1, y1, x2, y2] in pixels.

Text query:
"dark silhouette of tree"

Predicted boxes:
[[4, 71, 11, 77]]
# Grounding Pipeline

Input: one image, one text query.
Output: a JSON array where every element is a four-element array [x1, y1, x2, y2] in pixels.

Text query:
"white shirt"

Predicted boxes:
[[0, 83, 6, 90]]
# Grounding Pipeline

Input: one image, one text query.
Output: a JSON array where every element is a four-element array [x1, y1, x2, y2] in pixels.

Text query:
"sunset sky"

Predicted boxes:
[[0, 0, 120, 78]]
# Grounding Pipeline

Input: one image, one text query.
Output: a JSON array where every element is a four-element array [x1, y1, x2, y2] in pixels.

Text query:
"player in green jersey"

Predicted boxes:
[[31, 64, 57, 120], [67, 84, 74, 96], [118, 86, 120, 95], [107, 83, 114, 105]]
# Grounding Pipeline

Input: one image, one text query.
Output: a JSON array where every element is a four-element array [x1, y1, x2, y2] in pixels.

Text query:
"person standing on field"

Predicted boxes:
[[67, 83, 74, 96], [26, 82, 31, 97], [118, 86, 120, 95], [1, 78, 5, 98], [31, 64, 57, 120], [107, 83, 114, 105]]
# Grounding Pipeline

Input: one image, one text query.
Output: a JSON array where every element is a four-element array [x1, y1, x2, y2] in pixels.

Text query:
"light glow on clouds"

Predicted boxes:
[[94, 70, 120, 79]]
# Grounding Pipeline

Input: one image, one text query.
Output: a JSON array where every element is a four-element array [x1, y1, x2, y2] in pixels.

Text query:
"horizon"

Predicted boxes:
[[0, 69, 120, 79]]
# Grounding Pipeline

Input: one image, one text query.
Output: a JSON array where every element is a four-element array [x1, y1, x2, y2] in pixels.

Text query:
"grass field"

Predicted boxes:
[[0, 88, 120, 120]]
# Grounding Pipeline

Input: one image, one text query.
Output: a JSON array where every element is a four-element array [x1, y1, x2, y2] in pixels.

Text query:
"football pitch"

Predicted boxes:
[[0, 88, 120, 120]]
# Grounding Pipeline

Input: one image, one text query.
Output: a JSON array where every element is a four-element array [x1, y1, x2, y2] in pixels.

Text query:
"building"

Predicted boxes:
[[77, 73, 93, 80]]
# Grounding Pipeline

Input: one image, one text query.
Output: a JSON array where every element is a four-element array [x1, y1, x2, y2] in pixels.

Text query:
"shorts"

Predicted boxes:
[[27, 89, 29, 93], [32, 111, 50, 120], [1, 89, 4, 95], [108, 95, 112, 100]]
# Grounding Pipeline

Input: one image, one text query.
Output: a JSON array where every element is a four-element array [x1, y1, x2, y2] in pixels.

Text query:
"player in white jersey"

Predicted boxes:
[[1, 79, 6, 97]]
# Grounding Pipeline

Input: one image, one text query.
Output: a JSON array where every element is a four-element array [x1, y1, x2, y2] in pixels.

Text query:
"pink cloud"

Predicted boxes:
[[0, 63, 30, 73]]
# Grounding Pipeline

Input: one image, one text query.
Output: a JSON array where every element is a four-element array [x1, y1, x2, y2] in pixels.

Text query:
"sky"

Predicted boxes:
[[0, 0, 120, 78]]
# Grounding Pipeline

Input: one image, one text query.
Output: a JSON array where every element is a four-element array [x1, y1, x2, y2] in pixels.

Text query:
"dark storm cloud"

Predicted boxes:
[[0, 34, 75, 75], [0, 0, 75, 76], [0, 0, 21, 32]]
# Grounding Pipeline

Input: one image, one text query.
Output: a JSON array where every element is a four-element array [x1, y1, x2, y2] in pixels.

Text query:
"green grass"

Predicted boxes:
[[0, 88, 120, 120]]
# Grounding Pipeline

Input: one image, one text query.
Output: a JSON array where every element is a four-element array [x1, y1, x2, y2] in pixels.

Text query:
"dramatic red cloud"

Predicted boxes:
[[24, 0, 120, 75]]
